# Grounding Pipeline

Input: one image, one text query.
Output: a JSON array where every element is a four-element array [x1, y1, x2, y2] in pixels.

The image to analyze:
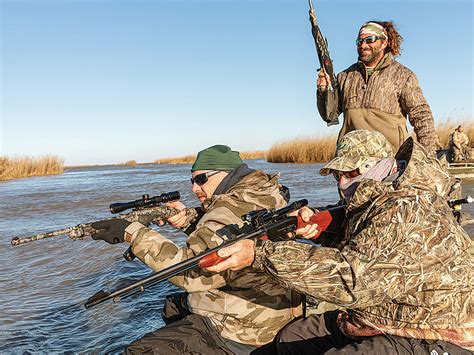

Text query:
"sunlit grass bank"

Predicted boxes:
[[267, 135, 337, 163], [3, 122, 472, 181], [154, 155, 196, 164], [155, 151, 266, 165], [240, 151, 266, 160], [0, 156, 65, 181], [123, 160, 138, 166], [266, 121, 473, 163]]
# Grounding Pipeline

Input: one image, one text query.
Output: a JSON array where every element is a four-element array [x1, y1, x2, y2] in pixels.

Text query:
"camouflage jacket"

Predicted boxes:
[[317, 55, 436, 155], [126, 171, 302, 346], [451, 131, 470, 150], [254, 139, 473, 350]]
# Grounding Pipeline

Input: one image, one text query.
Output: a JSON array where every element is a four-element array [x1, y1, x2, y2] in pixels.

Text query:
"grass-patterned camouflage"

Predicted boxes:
[[394, 138, 461, 200], [451, 130, 470, 162], [317, 54, 437, 154], [254, 139, 473, 350], [128, 171, 302, 346], [320, 129, 393, 175], [452, 130, 469, 149], [10, 205, 183, 246]]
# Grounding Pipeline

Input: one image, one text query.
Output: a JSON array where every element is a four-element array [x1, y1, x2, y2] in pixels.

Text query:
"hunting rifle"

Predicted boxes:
[[10, 191, 196, 249], [84, 199, 346, 309], [308, 0, 338, 93]]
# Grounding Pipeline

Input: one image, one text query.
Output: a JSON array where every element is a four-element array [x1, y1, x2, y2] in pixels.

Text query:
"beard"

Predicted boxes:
[[358, 45, 384, 65], [195, 192, 207, 201]]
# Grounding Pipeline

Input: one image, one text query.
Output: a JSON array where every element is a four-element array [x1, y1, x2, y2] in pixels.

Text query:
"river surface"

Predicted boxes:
[[1, 161, 473, 353]]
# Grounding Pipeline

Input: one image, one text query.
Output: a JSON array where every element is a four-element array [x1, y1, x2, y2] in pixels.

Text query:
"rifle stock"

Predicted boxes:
[[297, 205, 346, 240]]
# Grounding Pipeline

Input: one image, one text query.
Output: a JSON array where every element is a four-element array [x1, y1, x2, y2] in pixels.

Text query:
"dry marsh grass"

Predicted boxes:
[[240, 151, 266, 160], [154, 155, 196, 164], [267, 135, 337, 163], [0, 155, 64, 181], [154, 151, 266, 165], [3, 121, 470, 179], [124, 160, 137, 166], [267, 121, 473, 163]]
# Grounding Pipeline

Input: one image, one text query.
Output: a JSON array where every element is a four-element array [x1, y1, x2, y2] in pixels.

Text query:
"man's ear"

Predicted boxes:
[[381, 39, 388, 51]]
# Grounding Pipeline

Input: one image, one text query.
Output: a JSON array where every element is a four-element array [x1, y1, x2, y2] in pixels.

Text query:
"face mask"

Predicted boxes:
[[339, 180, 361, 202], [338, 157, 397, 202]]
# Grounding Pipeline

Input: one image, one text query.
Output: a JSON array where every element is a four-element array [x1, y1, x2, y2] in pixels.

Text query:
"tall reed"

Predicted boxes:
[[0, 156, 65, 181], [240, 151, 266, 160], [266, 121, 473, 163], [154, 155, 196, 164], [154, 151, 266, 165], [124, 160, 137, 166], [267, 135, 337, 163]]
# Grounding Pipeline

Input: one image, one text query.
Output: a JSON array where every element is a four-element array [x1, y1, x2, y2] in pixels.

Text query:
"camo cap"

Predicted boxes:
[[320, 130, 393, 176]]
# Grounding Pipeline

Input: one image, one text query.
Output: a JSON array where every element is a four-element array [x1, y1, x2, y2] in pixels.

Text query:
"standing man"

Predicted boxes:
[[208, 131, 472, 354], [92, 145, 302, 354], [450, 124, 470, 162], [317, 21, 437, 155]]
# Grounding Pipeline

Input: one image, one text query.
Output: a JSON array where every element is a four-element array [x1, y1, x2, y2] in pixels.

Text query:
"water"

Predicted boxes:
[[0, 161, 472, 352]]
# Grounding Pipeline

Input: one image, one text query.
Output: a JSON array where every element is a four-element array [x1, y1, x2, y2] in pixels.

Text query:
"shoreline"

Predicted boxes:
[[2, 121, 473, 181]]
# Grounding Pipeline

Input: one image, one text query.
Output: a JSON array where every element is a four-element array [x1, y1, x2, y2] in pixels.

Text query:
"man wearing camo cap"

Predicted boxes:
[[208, 130, 472, 354], [91, 144, 302, 354], [316, 21, 437, 155]]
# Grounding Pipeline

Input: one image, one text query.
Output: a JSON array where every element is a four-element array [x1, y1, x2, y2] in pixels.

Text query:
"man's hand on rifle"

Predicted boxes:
[[154, 201, 187, 227], [91, 219, 131, 244], [160, 200, 187, 228], [289, 207, 320, 239], [205, 239, 256, 273], [317, 69, 331, 92], [205, 206, 321, 273]]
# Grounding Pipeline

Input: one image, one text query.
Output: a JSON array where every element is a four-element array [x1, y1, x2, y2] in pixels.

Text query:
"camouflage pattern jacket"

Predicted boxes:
[[126, 171, 302, 346], [254, 139, 473, 350], [317, 54, 436, 155], [451, 130, 470, 150]]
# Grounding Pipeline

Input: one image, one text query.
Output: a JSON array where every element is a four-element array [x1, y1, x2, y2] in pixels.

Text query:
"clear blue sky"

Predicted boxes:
[[1, 0, 472, 165]]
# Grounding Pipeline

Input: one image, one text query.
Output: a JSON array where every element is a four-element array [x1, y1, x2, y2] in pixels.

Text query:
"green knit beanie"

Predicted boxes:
[[191, 145, 243, 172]]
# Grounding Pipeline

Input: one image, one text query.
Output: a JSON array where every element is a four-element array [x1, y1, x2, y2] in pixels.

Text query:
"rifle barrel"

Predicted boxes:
[[11, 227, 75, 246], [84, 258, 201, 308], [83, 221, 292, 308], [10, 205, 180, 247]]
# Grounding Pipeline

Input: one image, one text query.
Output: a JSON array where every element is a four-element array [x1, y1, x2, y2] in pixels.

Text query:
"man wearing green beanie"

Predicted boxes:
[[92, 144, 300, 354]]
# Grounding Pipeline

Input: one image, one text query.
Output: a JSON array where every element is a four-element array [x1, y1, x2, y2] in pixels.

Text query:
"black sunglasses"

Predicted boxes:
[[356, 35, 385, 46], [190, 171, 220, 186]]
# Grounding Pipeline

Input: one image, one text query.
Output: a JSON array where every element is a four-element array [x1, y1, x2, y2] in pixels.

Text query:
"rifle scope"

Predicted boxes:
[[110, 191, 180, 214], [242, 199, 308, 227]]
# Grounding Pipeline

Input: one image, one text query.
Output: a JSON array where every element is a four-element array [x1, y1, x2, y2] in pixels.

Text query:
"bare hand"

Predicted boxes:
[[158, 201, 187, 228], [289, 207, 319, 240], [205, 239, 256, 272], [317, 69, 331, 92]]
